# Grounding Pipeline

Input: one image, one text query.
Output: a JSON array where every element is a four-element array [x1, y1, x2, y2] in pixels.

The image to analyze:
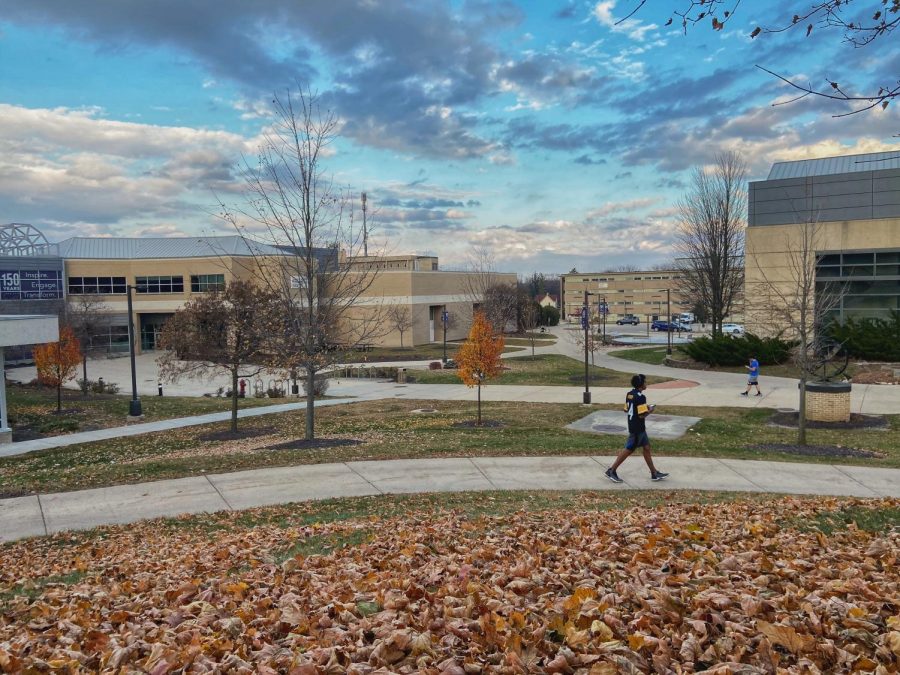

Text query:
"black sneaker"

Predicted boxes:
[[740, 392, 748, 396], [605, 468, 623, 484], [651, 471, 669, 481], [755, 392, 762, 397]]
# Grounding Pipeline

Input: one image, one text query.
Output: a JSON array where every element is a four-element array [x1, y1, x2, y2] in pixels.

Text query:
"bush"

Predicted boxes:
[[682, 333, 793, 367], [76, 378, 121, 395], [541, 306, 560, 327], [304, 375, 330, 397], [266, 386, 286, 398], [828, 311, 900, 361]]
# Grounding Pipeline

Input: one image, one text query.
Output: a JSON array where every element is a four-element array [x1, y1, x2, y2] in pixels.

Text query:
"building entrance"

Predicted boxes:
[[139, 313, 173, 352]]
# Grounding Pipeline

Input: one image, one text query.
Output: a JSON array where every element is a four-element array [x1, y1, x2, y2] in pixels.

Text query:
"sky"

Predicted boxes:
[[0, 0, 898, 275]]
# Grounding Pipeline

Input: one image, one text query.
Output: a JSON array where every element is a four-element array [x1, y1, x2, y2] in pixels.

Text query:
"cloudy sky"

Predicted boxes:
[[0, 0, 897, 274]]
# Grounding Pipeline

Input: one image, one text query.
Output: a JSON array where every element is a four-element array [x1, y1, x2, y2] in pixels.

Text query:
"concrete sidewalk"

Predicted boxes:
[[3, 455, 898, 542]]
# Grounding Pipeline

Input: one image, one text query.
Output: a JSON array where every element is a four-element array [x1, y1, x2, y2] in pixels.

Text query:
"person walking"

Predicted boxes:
[[742, 356, 762, 396], [605, 374, 669, 483]]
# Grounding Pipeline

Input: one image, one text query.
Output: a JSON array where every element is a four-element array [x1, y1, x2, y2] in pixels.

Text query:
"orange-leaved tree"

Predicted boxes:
[[457, 310, 505, 426], [33, 325, 82, 413]]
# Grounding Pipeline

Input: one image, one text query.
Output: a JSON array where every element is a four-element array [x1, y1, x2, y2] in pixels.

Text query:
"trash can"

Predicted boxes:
[[397, 368, 407, 384]]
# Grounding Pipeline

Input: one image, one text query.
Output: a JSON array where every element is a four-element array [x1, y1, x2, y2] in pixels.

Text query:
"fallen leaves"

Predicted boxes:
[[0, 496, 898, 672]]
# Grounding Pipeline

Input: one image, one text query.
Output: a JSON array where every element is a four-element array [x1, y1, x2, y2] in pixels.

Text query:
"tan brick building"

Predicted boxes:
[[560, 270, 691, 325], [56, 236, 515, 353], [745, 151, 900, 336]]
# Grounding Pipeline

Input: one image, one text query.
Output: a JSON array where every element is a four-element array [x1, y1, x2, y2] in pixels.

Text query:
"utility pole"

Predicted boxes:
[[361, 192, 368, 257], [441, 308, 449, 364], [666, 287, 672, 356], [581, 289, 591, 404], [126, 284, 142, 418]]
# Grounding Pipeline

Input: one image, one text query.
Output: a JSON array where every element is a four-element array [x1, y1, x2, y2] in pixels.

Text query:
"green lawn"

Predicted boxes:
[[2, 398, 898, 496], [412, 353, 661, 387], [342, 341, 525, 363], [6, 384, 277, 441]]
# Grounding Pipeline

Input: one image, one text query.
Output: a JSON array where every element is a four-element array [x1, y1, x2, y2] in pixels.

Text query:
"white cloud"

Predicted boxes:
[[593, 1, 659, 41]]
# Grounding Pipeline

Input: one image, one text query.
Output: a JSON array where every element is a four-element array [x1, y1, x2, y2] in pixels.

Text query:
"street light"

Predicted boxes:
[[581, 289, 593, 404], [441, 308, 449, 363], [666, 287, 672, 356], [598, 296, 608, 343], [126, 284, 143, 418]]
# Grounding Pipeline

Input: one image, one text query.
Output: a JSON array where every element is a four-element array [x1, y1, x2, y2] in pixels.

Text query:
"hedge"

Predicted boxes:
[[682, 333, 793, 367], [827, 311, 900, 362]]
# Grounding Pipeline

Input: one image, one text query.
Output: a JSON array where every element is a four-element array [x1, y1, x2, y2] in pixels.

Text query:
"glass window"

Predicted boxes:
[[135, 276, 184, 294], [818, 254, 841, 265], [842, 265, 874, 277], [190, 274, 226, 292], [67, 276, 127, 294], [843, 252, 874, 264], [875, 264, 900, 276], [876, 251, 900, 264]]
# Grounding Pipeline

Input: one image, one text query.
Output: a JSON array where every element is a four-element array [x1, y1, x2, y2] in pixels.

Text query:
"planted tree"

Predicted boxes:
[[386, 304, 413, 348], [520, 299, 542, 359], [674, 151, 746, 336], [158, 280, 278, 434], [33, 325, 82, 413], [220, 88, 386, 441], [64, 295, 108, 394], [457, 311, 505, 426]]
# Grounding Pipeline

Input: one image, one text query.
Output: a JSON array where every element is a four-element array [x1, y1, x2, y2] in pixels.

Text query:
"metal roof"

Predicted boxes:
[[55, 236, 291, 259], [767, 150, 900, 180]]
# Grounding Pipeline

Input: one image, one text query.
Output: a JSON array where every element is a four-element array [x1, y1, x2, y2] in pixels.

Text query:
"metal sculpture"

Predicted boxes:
[[0, 223, 53, 257]]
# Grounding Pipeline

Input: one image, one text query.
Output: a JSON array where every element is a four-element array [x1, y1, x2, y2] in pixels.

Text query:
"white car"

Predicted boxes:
[[722, 323, 744, 335]]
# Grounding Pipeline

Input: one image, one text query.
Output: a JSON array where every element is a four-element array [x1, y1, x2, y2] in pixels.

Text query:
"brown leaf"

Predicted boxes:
[[757, 620, 815, 654]]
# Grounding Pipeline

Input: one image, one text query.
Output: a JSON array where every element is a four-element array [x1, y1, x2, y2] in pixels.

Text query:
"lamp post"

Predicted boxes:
[[441, 308, 449, 363], [599, 296, 608, 342], [581, 289, 591, 404], [666, 287, 673, 356], [126, 284, 143, 417]]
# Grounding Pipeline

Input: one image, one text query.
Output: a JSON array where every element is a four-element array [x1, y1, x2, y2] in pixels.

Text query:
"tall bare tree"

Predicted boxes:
[[675, 151, 747, 337], [63, 295, 108, 394], [158, 281, 278, 434], [219, 88, 385, 440], [386, 304, 413, 348], [747, 219, 846, 445]]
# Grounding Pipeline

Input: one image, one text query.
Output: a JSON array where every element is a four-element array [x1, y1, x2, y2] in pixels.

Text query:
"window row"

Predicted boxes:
[[68, 274, 227, 294]]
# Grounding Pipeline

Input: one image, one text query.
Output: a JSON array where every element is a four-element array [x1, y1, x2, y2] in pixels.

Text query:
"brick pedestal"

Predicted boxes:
[[804, 381, 851, 423]]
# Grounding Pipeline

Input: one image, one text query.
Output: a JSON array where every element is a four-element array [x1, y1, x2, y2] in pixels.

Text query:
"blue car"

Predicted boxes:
[[651, 320, 689, 332]]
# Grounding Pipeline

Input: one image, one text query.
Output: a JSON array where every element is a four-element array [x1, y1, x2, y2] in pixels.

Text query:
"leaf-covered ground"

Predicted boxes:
[[1, 493, 898, 673]]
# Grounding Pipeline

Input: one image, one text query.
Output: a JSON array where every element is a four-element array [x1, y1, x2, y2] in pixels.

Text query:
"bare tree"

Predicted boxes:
[[386, 304, 413, 348], [624, 1, 899, 116], [481, 282, 519, 333], [158, 281, 277, 434], [747, 219, 846, 445], [674, 151, 747, 337], [462, 244, 501, 305], [219, 88, 385, 440], [520, 299, 542, 359], [63, 295, 108, 394]]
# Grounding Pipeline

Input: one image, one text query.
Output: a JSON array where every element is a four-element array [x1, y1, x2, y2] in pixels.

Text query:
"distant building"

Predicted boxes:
[[560, 269, 692, 323], [746, 151, 900, 333], [536, 293, 558, 309], [0, 230, 515, 353]]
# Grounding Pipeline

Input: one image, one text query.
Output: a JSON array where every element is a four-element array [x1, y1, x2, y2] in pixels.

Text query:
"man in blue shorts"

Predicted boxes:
[[605, 374, 669, 483], [741, 355, 762, 396]]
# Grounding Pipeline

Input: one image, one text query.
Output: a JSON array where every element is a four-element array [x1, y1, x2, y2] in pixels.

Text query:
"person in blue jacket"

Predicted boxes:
[[742, 356, 762, 397]]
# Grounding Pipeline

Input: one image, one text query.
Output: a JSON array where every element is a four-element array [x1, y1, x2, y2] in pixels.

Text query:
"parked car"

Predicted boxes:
[[722, 323, 744, 335], [616, 314, 639, 325], [652, 320, 689, 332]]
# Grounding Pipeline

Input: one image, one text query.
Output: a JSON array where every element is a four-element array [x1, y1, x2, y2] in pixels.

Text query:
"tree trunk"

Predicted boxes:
[[798, 376, 807, 446], [231, 368, 239, 434], [476, 382, 482, 426], [57, 382, 62, 413], [306, 364, 316, 440], [531, 337, 535, 360], [82, 356, 88, 397]]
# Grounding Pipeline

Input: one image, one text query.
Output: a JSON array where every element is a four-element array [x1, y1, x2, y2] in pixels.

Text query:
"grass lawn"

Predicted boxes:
[[412, 353, 663, 387], [610, 346, 862, 379], [341, 341, 525, 363], [2, 398, 898, 496], [6, 384, 277, 441], [1, 491, 896, 672]]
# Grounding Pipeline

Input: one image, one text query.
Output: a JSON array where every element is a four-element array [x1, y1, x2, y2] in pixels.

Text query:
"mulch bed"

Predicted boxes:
[[768, 411, 889, 430], [197, 426, 278, 442], [747, 443, 886, 459], [261, 437, 363, 451], [452, 420, 505, 429]]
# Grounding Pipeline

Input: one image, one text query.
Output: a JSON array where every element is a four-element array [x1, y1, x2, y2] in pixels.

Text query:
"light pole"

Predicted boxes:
[[126, 284, 142, 417], [666, 287, 673, 356], [581, 289, 591, 404], [441, 308, 449, 363], [599, 296, 608, 342]]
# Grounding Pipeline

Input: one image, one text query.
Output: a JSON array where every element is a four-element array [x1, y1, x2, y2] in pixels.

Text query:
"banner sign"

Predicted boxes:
[[0, 269, 63, 300]]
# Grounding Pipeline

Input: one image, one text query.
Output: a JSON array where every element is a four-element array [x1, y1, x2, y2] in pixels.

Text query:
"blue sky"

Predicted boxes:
[[0, 0, 897, 274]]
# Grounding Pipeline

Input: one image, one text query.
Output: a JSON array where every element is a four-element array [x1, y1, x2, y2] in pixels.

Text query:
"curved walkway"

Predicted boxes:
[[2, 455, 898, 543]]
